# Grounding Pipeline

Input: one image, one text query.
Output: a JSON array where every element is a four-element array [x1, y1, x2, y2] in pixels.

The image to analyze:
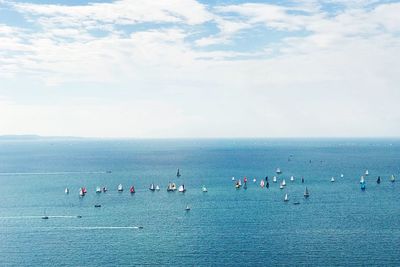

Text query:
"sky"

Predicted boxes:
[[0, 0, 399, 138]]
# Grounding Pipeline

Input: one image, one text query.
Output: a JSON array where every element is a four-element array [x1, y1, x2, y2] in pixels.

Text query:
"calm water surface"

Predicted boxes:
[[0, 138, 399, 266]]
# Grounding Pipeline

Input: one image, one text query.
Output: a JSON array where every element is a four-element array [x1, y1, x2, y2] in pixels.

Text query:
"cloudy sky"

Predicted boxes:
[[0, 0, 399, 138]]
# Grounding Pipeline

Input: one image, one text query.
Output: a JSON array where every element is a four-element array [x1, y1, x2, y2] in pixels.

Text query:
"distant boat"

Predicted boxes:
[[232, 177, 235, 181], [284, 193, 289, 202], [282, 179, 286, 186], [273, 176, 277, 183], [149, 183, 155, 191], [172, 183, 177, 191], [96, 186, 101, 193], [266, 182, 269, 188], [102, 187, 107, 193], [178, 184, 186, 192], [118, 184, 123, 192], [42, 210, 49, 220], [94, 204, 101, 208], [155, 185, 160, 191], [377, 176, 381, 184], [365, 170, 369, 176], [301, 177, 304, 183], [253, 178, 256, 183], [177, 169, 181, 177], [304, 187, 310, 198], [330, 177, 335, 182], [290, 176, 294, 182], [64, 188, 69, 194], [185, 205, 190, 211], [390, 175, 395, 182], [202, 185, 208, 192], [293, 201, 300, 205], [265, 176, 268, 182], [235, 180, 241, 189], [79, 188, 85, 197], [238, 179, 242, 186], [244, 177, 248, 183], [276, 168, 282, 174], [167, 182, 176, 192], [279, 183, 284, 189], [340, 174, 344, 178], [360, 176, 365, 184], [82, 187, 87, 194], [130, 186, 135, 194], [260, 180, 265, 188]]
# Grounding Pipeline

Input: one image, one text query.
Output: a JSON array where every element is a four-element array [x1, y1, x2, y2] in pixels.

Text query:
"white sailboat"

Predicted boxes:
[[390, 175, 395, 182], [365, 169, 369, 176], [64, 188, 69, 194], [232, 177, 235, 181], [155, 185, 160, 191], [284, 193, 289, 202], [149, 183, 155, 191], [96, 186, 101, 193], [330, 177, 335, 182], [260, 180, 265, 188], [273, 176, 277, 183], [282, 179, 286, 186], [340, 174, 344, 178], [253, 178, 256, 183], [202, 185, 208, 192], [179, 184, 186, 192], [304, 187, 310, 198], [185, 204, 190, 211], [290, 176, 294, 182], [79, 188, 84, 196], [360, 176, 365, 184], [118, 184, 123, 192], [276, 168, 282, 174], [279, 183, 284, 189]]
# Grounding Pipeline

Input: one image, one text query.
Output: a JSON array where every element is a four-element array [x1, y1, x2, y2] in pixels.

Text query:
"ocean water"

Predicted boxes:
[[0, 138, 399, 266]]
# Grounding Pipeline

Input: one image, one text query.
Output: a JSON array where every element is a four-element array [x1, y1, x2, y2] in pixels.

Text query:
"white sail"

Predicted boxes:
[[360, 176, 365, 184], [282, 179, 286, 186], [260, 180, 265, 187], [391, 175, 395, 182], [65, 188, 69, 194], [79, 188, 84, 196], [304, 187, 309, 197], [273, 176, 277, 183], [340, 174, 344, 178], [290, 176, 294, 181], [330, 177, 335, 182], [179, 185, 186, 192], [155, 185, 160, 191], [96, 186, 101, 193], [284, 193, 289, 201], [202, 185, 208, 192], [276, 168, 282, 174], [365, 170, 369, 176], [253, 178, 256, 183], [279, 183, 284, 189], [118, 184, 123, 191], [238, 179, 242, 186], [231, 177, 235, 181]]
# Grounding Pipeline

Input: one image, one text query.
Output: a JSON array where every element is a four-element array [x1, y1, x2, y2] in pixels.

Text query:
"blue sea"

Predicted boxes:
[[0, 138, 399, 266]]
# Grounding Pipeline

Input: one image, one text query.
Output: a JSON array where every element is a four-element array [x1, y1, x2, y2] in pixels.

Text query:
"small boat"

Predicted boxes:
[[390, 175, 395, 182], [185, 205, 190, 211], [79, 188, 85, 197], [290, 176, 294, 182], [130, 186, 135, 194], [235, 180, 241, 189], [260, 180, 265, 188], [265, 176, 268, 182], [118, 184, 123, 192], [149, 183, 155, 191], [244, 177, 248, 183], [76, 215, 82, 218], [171, 183, 177, 191], [361, 183, 366, 191], [377, 176, 381, 184], [42, 210, 49, 220], [293, 201, 300, 205], [284, 193, 289, 202], [360, 176, 365, 184], [276, 168, 282, 174], [64, 188, 69, 194], [102, 187, 107, 192], [167, 182, 175, 192], [273, 176, 277, 183], [238, 179, 242, 187], [304, 187, 310, 198], [301, 177, 304, 183], [365, 169, 369, 176], [94, 204, 101, 208], [266, 182, 269, 188], [232, 177, 235, 181], [253, 178, 256, 183], [82, 187, 87, 194], [282, 179, 286, 186], [178, 184, 186, 192], [202, 185, 208, 192], [279, 184, 284, 189], [330, 177, 335, 182], [340, 174, 344, 178], [96, 186, 101, 193], [177, 169, 181, 177], [155, 185, 160, 191]]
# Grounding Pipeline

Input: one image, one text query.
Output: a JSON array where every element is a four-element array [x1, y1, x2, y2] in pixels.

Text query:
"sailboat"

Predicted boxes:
[[155, 185, 160, 191], [340, 174, 344, 178], [172, 183, 177, 191], [361, 182, 366, 190], [130, 186, 135, 194], [96, 186, 101, 193], [238, 179, 242, 187], [232, 177, 235, 181], [282, 179, 286, 186], [253, 178, 256, 183], [64, 188, 69, 194], [118, 184, 123, 192], [360, 176, 365, 184], [167, 182, 174, 192], [276, 168, 282, 174], [290, 176, 294, 182], [102, 187, 107, 192], [284, 193, 289, 202], [202, 185, 208, 192], [79, 188, 85, 197], [304, 187, 310, 198], [42, 210, 49, 220], [273, 176, 277, 183], [390, 175, 395, 182], [177, 169, 181, 177], [185, 205, 190, 211], [244, 177, 248, 183], [260, 180, 265, 188], [178, 184, 186, 192], [330, 177, 335, 182], [377, 176, 381, 184], [266, 181, 269, 188], [301, 177, 304, 183], [365, 170, 369, 176], [235, 180, 241, 189], [279, 183, 284, 189], [149, 183, 155, 191]]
